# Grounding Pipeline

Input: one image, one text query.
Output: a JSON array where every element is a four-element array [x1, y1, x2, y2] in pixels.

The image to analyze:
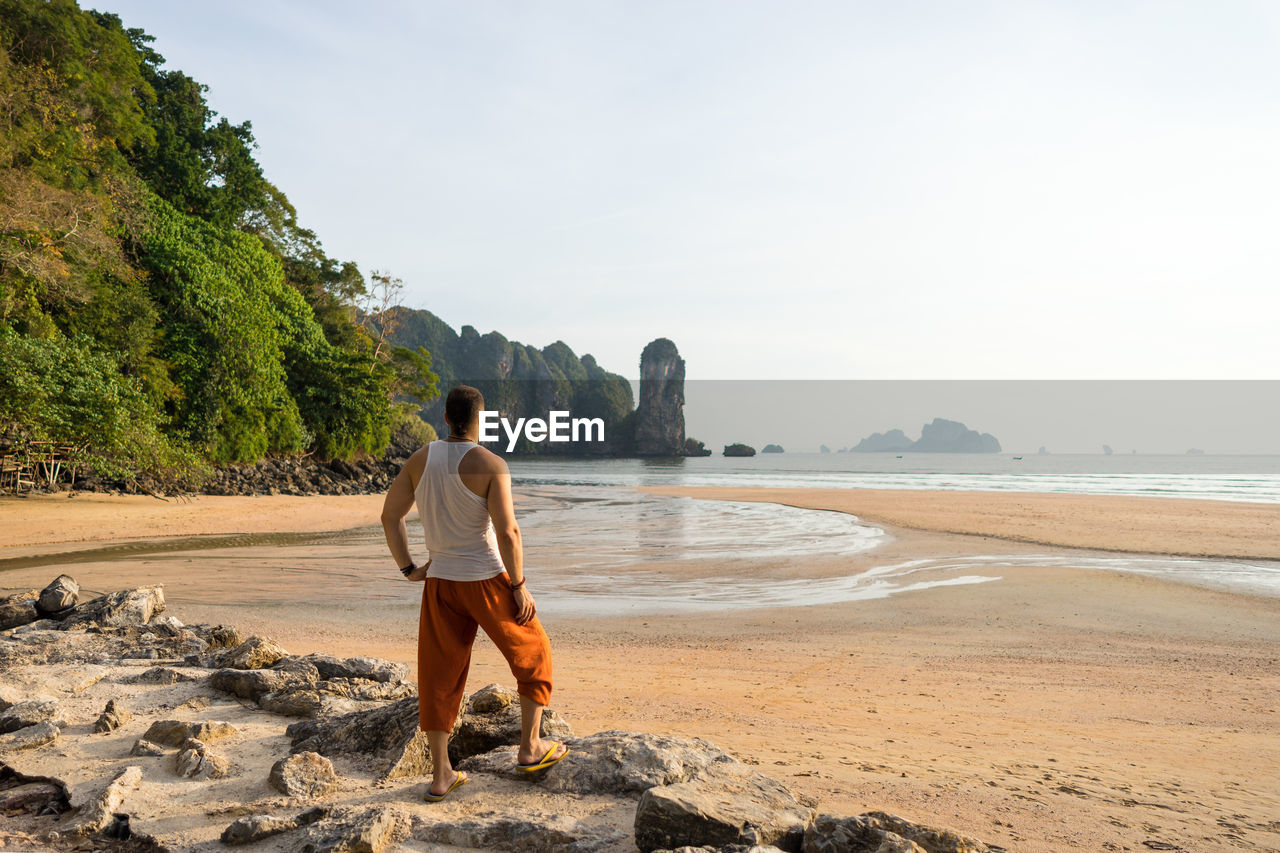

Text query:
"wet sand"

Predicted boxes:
[[3, 489, 1279, 851]]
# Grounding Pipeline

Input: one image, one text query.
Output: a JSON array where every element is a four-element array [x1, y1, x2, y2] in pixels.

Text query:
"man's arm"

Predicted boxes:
[[485, 456, 535, 624], [382, 448, 428, 581]]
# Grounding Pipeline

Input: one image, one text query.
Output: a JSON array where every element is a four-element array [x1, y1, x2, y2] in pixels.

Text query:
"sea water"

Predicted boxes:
[[6, 463, 1279, 612]]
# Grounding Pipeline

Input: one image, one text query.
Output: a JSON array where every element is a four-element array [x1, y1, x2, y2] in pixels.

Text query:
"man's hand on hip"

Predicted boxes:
[[512, 586, 536, 625]]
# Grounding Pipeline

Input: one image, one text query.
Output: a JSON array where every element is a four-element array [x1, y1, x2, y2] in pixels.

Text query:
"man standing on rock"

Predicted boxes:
[[381, 384, 568, 802]]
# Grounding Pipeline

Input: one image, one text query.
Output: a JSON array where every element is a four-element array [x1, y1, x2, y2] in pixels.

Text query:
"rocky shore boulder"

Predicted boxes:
[[269, 751, 338, 799], [297, 653, 409, 683], [448, 683, 573, 765], [60, 585, 165, 629], [418, 809, 629, 852], [36, 575, 79, 617], [287, 696, 429, 781], [463, 730, 741, 796], [635, 773, 814, 852], [221, 806, 329, 846], [212, 635, 289, 669]]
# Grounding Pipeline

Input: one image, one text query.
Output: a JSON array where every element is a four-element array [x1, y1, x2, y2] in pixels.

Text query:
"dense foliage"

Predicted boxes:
[[0, 0, 436, 484]]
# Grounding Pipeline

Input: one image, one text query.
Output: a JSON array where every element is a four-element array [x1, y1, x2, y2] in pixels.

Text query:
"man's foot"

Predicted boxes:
[[516, 740, 569, 772], [423, 769, 468, 802]]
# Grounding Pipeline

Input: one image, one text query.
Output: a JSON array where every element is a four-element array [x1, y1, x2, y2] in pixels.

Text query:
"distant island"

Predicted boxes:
[[851, 418, 1001, 453], [724, 443, 756, 457], [762, 444, 784, 454]]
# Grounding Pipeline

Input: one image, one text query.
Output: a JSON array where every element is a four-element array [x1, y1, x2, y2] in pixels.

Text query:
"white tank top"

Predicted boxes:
[[414, 440, 505, 581]]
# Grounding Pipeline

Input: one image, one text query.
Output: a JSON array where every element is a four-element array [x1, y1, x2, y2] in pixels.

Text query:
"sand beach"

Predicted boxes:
[[2, 488, 1278, 851]]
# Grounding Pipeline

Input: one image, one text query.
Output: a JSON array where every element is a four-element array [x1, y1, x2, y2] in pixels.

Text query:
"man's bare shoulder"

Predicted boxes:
[[459, 444, 508, 476]]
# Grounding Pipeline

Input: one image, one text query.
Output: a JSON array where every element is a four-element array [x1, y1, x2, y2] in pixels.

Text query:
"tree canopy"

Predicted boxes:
[[0, 0, 436, 485]]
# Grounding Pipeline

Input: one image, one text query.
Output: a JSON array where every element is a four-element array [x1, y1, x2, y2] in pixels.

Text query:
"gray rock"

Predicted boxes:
[[0, 589, 37, 606], [0, 600, 40, 631], [130, 738, 165, 756], [67, 765, 142, 836], [269, 751, 339, 799], [0, 699, 61, 733], [0, 781, 68, 815], [203, 624, 243, 650], [130, 666, 202, 685], [61, 585, 165, 628], [210, 661, 319, 701], [259, 688, 360, 719], [175, 737, 231, 779], [418, 809, 628, 852], [857, 812, 995, 853], [635, 774, 814, 853], [292, 805, 411, 853], [36, 574, 79, 616], [449, 682, 573, 765], [463, 730, 737, 796], [287, 696, 430, 781], [654, 847, 788, 853], [297, 653, 409, 683], [142, 719, 238, 747], [93, 698, 132, 733], [221, 806, 329, 845], [803, 816, 926, 853], [213, 635, 290, 669], [0, 720, 60, 751]]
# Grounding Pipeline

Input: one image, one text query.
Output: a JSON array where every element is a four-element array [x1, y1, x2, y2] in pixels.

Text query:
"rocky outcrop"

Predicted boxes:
[[635, 773, 814, 852], [141, 719, 237, 747], [852, 420, 1000, 454], [174, 738, 231, 780], [448, 683, 573, 766], [0, 720, 60, 751], [60, 585, 165, 628], [723, 443, 756, 457], [36, 575, 79, 618], [92, 699, 130, 733], [0, 699, 61, 733], [418, 809, 629, 852], [461, 730, 738, 795], [287, 696, 430, 781], [292, 804, 412, 853], [66, 765, 142, 836], [269, 751, 339, 799], [762, 444, 784, 454], [221, 806, 329, 845], [634, 338, 687, 457], [802, 812, 1001, 853], [212, 635, 290, 669], [0, 599, 39, 631]]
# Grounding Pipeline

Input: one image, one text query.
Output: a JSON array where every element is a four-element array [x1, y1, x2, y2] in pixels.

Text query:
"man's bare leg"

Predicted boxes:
[[426, 730, 462, 795], [517, 695, 567, 765]]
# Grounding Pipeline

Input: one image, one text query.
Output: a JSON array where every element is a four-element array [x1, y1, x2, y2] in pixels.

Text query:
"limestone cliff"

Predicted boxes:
[[633, 338, 686, 457]]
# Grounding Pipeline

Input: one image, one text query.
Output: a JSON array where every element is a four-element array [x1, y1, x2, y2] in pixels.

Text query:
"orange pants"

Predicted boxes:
[[417, 574, 553, 732]]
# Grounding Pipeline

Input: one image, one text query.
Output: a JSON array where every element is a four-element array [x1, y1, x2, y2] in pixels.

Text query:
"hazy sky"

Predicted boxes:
[[104, 1, 1280, 380]]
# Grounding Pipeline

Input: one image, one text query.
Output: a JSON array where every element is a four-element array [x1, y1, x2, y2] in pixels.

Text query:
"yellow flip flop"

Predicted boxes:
[[422, 771, 468, 802], [516, 742, 569, 773]]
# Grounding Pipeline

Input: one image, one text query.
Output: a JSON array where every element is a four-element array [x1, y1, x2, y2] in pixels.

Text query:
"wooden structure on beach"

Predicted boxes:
[[0, 438, 81, 494]]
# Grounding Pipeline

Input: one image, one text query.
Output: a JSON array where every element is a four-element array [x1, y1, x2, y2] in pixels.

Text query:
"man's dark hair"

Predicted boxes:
[[445, 385, 485, 435]]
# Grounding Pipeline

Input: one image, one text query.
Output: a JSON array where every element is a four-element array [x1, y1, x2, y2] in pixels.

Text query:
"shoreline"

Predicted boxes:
[[639, 485, 1280, 561]]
